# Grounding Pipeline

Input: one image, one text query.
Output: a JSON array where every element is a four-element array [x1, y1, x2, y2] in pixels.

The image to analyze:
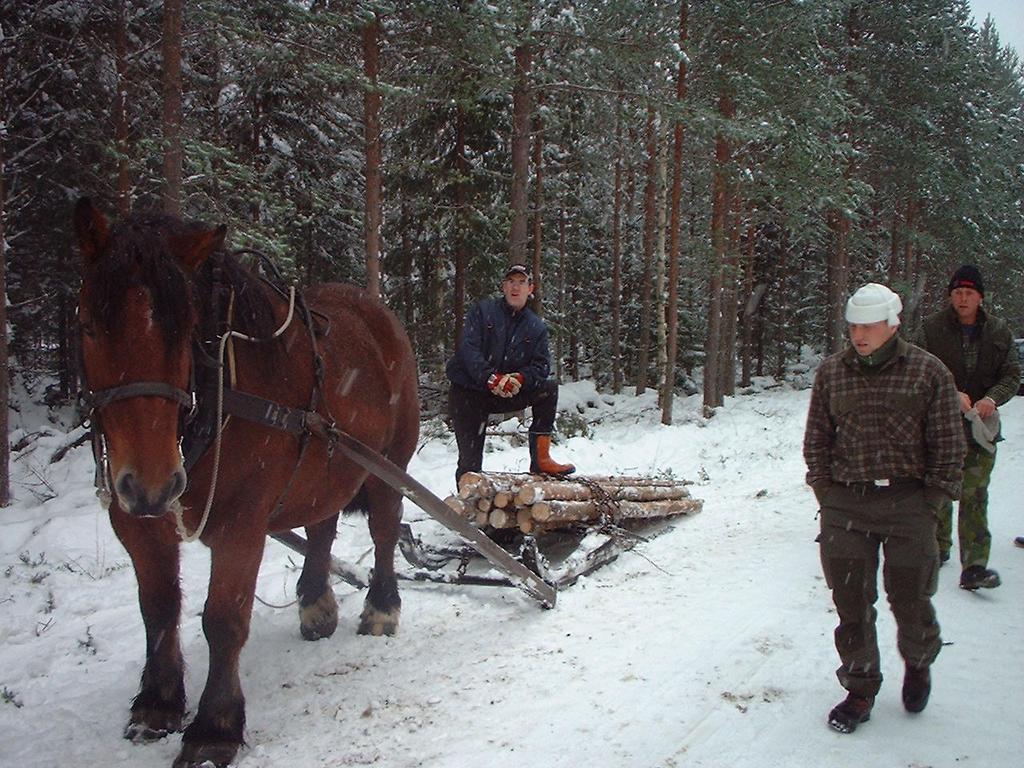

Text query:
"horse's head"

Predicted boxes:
[[74, 198, 225, 518]]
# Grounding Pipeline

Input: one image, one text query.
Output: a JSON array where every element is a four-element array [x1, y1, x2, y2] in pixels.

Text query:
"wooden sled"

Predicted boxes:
[[271, 470, 701, 599]]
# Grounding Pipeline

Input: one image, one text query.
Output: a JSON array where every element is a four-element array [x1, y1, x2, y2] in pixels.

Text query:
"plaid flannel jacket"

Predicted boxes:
[[804, 337, 966, 500]]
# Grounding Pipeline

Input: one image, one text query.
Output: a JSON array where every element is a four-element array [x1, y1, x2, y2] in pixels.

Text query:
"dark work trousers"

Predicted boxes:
[[817, 481, 942, 699], [448, 379, 559, 485]]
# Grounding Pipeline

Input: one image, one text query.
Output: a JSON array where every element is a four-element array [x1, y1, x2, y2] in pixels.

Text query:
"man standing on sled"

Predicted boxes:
[[446, 264, 575, 486]]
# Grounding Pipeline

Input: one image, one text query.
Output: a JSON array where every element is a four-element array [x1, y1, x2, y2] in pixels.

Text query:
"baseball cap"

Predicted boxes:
[[504, 264, 531, 280]]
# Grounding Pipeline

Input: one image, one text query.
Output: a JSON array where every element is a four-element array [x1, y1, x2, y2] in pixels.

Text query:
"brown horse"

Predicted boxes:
[[73, 199, 419, 768]]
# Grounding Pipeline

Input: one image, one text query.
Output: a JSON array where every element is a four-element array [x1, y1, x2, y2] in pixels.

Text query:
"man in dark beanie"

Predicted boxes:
[[916, 264, 1020, 590], [947, 264, 984, 296]]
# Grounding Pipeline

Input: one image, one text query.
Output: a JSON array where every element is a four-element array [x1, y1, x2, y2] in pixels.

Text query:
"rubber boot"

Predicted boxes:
[[528, 434, 575, 476]]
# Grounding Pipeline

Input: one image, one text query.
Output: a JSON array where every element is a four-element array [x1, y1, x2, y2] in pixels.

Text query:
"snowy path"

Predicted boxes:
[[1, 385, 1020, 767]]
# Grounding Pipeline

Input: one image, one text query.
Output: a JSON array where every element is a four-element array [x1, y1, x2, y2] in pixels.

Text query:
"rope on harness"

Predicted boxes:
[[174, 286, 298, 542]]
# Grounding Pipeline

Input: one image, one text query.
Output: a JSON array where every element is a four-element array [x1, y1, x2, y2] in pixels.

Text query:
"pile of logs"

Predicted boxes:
[[445, 471, 703, 535]]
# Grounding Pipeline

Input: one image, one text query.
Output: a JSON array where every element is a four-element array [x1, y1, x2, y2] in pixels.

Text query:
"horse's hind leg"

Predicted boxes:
[[358, 477, 402, 636], [296, 513, 339, 641]]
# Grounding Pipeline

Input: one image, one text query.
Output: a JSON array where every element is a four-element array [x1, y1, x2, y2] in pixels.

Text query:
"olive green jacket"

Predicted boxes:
[[915, 306, 1019, 407]]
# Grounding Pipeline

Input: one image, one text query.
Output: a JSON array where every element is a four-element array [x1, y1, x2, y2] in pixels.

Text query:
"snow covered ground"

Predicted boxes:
[[1, 378, 1021, 768]]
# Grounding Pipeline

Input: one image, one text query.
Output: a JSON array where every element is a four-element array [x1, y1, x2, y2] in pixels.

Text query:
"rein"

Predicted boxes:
[[179, 285, 297, 542]]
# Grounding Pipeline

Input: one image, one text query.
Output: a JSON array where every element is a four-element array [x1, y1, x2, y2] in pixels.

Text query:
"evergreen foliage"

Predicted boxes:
[[2, 0, 1022, 405]]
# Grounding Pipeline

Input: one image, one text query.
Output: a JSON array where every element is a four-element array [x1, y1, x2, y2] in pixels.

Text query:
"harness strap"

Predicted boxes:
[[222, 389, 308, 436], [86, 382, 193, 410]]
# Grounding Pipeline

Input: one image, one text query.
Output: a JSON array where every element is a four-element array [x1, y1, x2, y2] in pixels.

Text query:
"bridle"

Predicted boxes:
[[80, 252, 306, 541], [79, 350, 199, 513], [84, 381, 194, 413]]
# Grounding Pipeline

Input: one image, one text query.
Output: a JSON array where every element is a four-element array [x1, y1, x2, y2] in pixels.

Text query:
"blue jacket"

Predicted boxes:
[[446, 297, 551, 392]]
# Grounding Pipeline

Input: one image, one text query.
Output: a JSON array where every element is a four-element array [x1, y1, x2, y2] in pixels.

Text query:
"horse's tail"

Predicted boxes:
[[343, 484, 370, 515]]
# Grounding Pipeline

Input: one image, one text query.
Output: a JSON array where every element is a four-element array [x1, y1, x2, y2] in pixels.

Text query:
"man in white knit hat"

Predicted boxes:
[[804, 282, 966, 735]]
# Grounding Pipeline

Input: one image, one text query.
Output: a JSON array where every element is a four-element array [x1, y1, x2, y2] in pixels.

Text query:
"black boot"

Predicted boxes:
[[902, 665, 931, 713], [827, 693, 873, 734], [959, 564, 1001, 590]]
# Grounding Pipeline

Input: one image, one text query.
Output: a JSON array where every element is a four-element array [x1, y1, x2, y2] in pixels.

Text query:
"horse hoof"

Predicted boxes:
[[172, 740, 239, 768], [299, 590, 338, 641], [124, 711, 183, 743], [357, 604, 400, 637], [124, 722, 172, 743]]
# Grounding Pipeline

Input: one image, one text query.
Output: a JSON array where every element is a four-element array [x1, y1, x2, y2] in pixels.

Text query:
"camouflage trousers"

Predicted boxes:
[[937, 442, 996, 568], [818, 481, 941, 698]]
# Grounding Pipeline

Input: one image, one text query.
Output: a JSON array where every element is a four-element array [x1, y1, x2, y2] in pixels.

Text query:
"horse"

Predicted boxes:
[[73, 198, 420, 768]]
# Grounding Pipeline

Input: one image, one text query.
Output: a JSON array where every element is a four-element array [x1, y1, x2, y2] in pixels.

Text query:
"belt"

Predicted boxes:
[[840, 478, 921, 492]]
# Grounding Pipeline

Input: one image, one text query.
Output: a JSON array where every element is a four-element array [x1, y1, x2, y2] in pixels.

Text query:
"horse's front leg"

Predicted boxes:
[[113, 515, 187, 742], [173, 536, 265, 768], [358, 478, 403, 636]]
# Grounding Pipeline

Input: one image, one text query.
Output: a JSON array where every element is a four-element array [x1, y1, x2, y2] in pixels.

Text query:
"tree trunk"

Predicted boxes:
[[531, 92, 545, 315], [661, 1, 688, 426], [509, 37, 532, 267], [114, 0, 131, 215], [557, 204, 566, 380], [363, 13, 382, 299], [0, 97, 9, 506], [739, 220, 757, 388], [611, 97, 624, 394], [903, 196, 917, 282], [705, 89, 734, 412], [400, 201, 414, 328], [827, 2, 859, 354], [417, 231, 441, 369], [637, 106, 657, 396], [719, 187, 741, 398], [827, 209, 850, 353], [774, 231, 790, 379], [453, 104, 468, 345], [248, 89, 263, 224], [655, 125, 669, 407], [431, 238, 445, 364], [887, 203, 901, 283], [161, 0, 183, 215]]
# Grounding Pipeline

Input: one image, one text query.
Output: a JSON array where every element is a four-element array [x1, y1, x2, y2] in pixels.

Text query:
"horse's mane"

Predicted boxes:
[[193, 251, 281, 344], [84, 211, 279, 347]]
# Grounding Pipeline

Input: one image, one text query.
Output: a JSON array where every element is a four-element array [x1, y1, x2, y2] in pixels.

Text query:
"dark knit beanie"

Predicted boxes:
[[948, 264, 984, 296]]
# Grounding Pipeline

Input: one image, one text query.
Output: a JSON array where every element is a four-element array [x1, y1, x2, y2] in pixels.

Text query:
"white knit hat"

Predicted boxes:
[[844, 283, 902, 327]]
